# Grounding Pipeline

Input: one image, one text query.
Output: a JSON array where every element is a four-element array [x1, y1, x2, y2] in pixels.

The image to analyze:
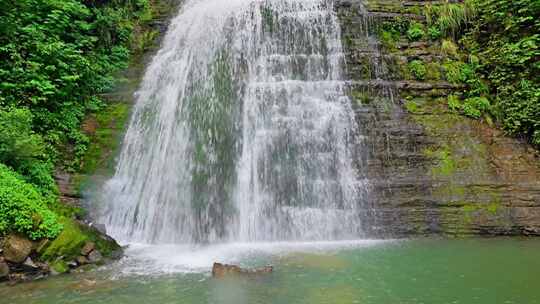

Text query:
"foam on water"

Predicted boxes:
[[115, 240, 389, 275]]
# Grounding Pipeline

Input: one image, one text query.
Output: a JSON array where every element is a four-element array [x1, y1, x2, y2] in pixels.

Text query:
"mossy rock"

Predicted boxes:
[[50, 260, 69, 274], [40, 217, 121, 261]]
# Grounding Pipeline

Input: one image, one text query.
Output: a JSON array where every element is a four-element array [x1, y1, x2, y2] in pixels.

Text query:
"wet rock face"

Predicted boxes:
[[335, 0, 540, 237], [3, 234, 33, 263]]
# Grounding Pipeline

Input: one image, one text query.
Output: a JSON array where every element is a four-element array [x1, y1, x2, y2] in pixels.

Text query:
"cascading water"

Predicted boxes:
[[99, 0, 367, 245]]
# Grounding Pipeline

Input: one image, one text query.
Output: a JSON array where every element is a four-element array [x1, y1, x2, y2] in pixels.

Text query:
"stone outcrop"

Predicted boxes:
[[0, 220, 121, 284], [212, 263, 273, 278], [335, 0, 540, 236], [2, 235, 33, 263]]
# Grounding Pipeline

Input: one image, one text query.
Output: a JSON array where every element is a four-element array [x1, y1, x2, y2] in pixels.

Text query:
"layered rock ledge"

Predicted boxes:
[[336, 0, 540, 237]]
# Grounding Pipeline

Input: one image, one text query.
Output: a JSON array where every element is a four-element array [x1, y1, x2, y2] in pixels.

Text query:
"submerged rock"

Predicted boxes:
[[3, 234, 33, 263], [212, 262, 273, 278]]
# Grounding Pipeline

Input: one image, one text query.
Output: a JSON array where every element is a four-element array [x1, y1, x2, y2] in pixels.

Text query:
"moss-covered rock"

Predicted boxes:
[[40, 217, 121, 262], [50, 260, 69, 274]]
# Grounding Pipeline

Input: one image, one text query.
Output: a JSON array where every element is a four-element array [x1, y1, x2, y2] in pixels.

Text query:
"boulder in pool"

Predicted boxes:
[[212, 262, 273, 278]]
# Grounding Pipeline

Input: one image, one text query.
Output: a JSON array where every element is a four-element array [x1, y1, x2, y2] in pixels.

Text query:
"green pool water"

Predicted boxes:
[[1, 238, 539, 304]]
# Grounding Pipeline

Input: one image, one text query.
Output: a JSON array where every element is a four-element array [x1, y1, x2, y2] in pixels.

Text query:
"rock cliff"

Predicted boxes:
[[335, 0, 540, 236]]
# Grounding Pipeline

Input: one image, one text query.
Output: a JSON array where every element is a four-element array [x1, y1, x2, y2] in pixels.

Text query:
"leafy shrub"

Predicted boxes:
[[408, 60, 427, 80], [0, 0, 152, 172], [462, 96, 490, 119], [0, 108, 59, 197], [406, 22, 425, 41], [428, 26, 442, 40], [461, 0, 540, 146], [0, 108, 45, 169], [0, 164, 62, 240], [381, 17, 410, 35], [443, 61, 465, 83]]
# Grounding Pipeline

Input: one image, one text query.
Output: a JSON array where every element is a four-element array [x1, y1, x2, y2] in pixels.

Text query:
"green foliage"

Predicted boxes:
[[428, 0, 539, 144], [440, 39, 458, 57], [0, 107, 58, 196], [424, 1, 477, 37], [0, 0, 152, 172], [0, 163, 62, 240], [381, 17, 410, 35], [405, 100, 420, 113], [462, 0, 540, 145], [0, 0, 156, 242], [426, 62, 442, 80], [0, 108, 45, 170], [447, 94, 462, 112], [408, 60, 427, 80], [442, 60, 484, 89], [406, 22, 425, 41], [462, 97, 491, 119], [428, 26, 442, 41], [379, 18, 410, 51], [446, 94, 490, 119], [379, 30, 399, 51]]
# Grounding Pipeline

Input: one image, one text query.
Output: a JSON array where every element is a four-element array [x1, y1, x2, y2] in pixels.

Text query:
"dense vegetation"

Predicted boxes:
[[0, 0, 157, 239], [380, 0, 539, 146], [462, 0, 540, 145]]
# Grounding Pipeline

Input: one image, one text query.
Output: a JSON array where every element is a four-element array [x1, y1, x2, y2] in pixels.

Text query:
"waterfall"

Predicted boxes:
[[100, 0, 367, 244]]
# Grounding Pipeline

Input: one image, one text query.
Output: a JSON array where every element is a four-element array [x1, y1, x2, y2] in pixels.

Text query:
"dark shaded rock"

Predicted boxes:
[[3, 234, 33, 263], [81, 241, 95, 256], [212, 262, 273, 278], [0, 258, 9, 279], [22, 257, 39, 270], [87, 250, 103, 263]]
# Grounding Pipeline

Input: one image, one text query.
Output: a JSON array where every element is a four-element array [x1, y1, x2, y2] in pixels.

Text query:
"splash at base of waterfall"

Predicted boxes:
[[113, 240, 390, 275]]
